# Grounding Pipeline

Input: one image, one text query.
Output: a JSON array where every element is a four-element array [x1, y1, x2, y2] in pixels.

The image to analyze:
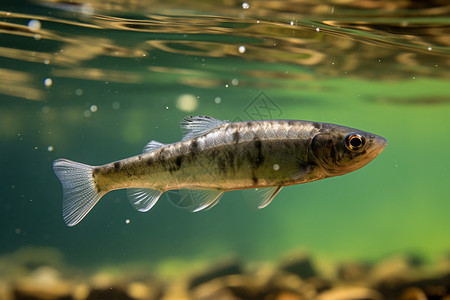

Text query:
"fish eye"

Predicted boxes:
[[345, 133, 365, 151]]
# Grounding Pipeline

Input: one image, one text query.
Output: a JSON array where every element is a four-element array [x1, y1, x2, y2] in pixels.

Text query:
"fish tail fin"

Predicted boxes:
[[53, 158, 102, 227]]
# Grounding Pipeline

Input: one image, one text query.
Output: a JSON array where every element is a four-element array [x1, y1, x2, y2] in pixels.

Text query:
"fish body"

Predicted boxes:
[[53, 116, 387, 226]]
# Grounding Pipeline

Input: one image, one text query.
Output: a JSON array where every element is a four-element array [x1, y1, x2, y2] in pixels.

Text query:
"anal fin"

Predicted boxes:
[[127, 188, 163, 212], [254, 186, 283, 209], [167, 189, 223, 212]]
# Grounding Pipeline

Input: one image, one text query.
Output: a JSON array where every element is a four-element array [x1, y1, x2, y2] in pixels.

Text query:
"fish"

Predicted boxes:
[[53, 115, 387, 226]]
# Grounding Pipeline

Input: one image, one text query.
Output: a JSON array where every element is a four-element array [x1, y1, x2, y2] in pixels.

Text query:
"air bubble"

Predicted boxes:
[[90, 105, 98, 112], [27, 19, 41, 31], [112, 101, 120, 110], [176, 94, 198, 112], [44, 78, 52, 87]]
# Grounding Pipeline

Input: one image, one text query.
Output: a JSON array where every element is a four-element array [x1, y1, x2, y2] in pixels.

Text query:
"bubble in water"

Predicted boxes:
[[44, 78, 52, 87], [214, 97, 221, 104], [427, 46, 432, 51], [231, 78, 239, 86], [238, 45, 246, 54], [112, 101, 120, 110], [273, 164, 280, 171], [75, 88, 83, 96], [125, 219, 130, 224], [90, 105, 98, 112], [176, 94, 198, 112], [290, 21, 294, 26], [83, 110, 91, 118], [242, 2, 249, 9], [27, 19, 41, 31], [47, 145, 54, 152], [316, 27, 320, 32]]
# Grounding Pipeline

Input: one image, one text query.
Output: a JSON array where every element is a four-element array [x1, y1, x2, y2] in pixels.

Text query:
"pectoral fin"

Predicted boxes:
[[274, 152, 311, 181]]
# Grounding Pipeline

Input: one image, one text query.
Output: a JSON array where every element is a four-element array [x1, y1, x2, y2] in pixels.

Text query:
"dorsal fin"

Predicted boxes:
[[181, 116, 227, 141]]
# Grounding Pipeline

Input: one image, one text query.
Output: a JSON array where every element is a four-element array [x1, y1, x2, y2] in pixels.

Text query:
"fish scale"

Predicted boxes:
[[53, 115, 387, 226]]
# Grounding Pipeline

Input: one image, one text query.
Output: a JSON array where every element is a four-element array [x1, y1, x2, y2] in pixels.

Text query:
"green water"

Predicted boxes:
[[1, 0, 449, 276]]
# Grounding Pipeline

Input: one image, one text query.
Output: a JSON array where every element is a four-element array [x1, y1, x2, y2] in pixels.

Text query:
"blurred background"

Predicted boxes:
[[0, 0, 449, 299]]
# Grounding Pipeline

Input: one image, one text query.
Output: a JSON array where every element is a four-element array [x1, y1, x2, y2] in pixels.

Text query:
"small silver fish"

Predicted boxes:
[[53, 116, 387, 226]]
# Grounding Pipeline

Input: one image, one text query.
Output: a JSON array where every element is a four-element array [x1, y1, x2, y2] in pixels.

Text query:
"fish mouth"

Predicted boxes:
[[368, 135, 387, 158]]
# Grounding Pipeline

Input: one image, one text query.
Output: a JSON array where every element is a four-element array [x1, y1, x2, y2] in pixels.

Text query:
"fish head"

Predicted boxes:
[[309, 125, 387, 177]]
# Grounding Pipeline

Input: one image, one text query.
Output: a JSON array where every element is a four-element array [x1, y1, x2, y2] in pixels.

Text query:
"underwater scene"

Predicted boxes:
[[1, 0, 450, 299]]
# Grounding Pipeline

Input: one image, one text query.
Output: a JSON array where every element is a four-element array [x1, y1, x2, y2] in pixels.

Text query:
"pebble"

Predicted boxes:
[[280, 253, 317, 279], [189, 258, 242, 289], [316, 286, 383, 300], [399, 287, 428, 300], [0, 279, 12, 300], [337, 262, 370, 282], [13, 266, 72, 299]]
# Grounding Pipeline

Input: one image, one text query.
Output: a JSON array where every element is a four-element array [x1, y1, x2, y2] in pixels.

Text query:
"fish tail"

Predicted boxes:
[[53, 158, 102, 226]]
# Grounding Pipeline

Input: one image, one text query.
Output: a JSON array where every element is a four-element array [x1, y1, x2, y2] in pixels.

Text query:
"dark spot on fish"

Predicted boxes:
[[146, 157, 154, 166], [288, 121, 295, 126], [157, 148, 170, 165], [217, 156, 226, 175], [329, 142, 337, 165], [283, 140, 294, 151], [232, 130, 240, 144], [138, 155, 143, 160], [93, 168, 100, 176], [175, 155, 183, 169], [252, 172, 259, 185], [247, 121, 253, 127], [113, 162, 121, 170], [254, 140, 265, 168], [190, 139, 199, 154], [226, 149, 235, 171], [312, 123, 321, 129]]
